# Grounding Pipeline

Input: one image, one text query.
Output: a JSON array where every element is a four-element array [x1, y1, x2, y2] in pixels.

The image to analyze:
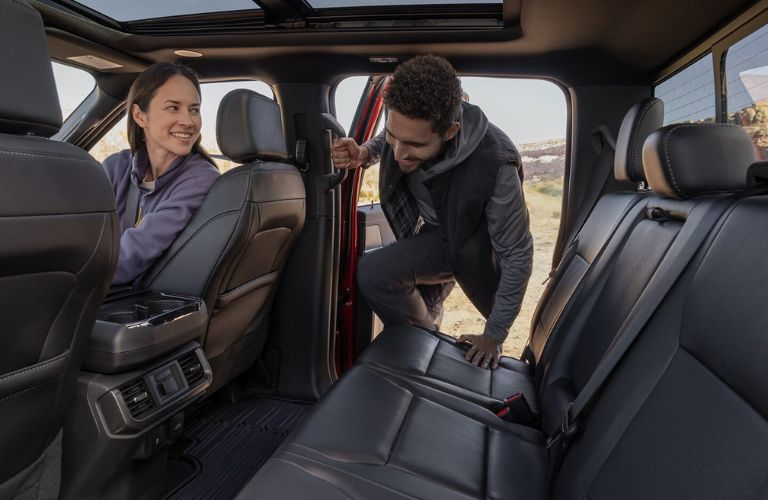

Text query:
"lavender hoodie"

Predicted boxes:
[[103, 148, 220, 284]]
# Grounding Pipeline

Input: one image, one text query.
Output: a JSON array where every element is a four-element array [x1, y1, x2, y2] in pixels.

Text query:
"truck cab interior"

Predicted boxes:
[[2, 0, 768, 498]]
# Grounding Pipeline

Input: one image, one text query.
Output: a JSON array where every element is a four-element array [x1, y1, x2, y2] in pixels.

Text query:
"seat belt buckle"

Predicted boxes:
[[493, 392, 536, 425], [546, 402, 579, 449]]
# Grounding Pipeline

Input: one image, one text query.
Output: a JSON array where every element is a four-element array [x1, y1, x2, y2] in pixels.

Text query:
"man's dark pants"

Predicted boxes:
[[357, 228, 455, 330]]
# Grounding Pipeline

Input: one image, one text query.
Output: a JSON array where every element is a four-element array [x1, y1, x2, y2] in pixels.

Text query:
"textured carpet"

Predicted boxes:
[[166, 398, 311, 500]]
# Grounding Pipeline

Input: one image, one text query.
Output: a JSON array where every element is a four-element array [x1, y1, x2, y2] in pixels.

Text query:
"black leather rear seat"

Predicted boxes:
[[354, 98, 662, 415], [236, 122, 764, 499]]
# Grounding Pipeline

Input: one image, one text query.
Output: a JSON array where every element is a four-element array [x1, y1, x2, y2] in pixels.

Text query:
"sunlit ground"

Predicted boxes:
[[440, 178, 562, 358]]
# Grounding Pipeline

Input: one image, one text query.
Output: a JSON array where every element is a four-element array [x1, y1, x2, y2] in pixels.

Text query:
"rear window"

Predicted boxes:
[[724, 23, 768, 159], [654, 55, 716, 125], [52, 61, 95, 121]]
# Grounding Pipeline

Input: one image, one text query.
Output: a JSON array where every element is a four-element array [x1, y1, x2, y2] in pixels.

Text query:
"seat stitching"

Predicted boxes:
[[0, 351, 68, 383], [0, 148, 91, 162], [272, 454, 419, 499], [662, 126, 687, 198], [661, 123, 739, 198], [423, 338, 440, 377], [385, 395, 414, 465], [0, 373, 62, 403], [628, 99, 657, 181]]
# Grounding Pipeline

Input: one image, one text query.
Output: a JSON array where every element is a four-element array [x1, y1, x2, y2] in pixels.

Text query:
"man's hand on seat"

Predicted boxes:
[[457, 334, 503, 369], [332, 138, 369, 169]]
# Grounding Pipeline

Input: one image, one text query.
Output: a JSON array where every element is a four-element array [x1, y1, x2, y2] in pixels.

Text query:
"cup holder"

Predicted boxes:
[[148, 300, 186, 316], [104, 311, 145, 324], [99, 296, 195, 325]]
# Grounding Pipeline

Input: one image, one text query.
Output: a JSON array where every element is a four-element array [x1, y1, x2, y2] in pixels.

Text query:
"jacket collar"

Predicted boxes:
[[129, 147, 191, 191]]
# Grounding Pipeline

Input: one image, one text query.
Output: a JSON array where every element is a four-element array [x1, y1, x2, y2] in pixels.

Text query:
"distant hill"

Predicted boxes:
[[519, 139, 565, 180]]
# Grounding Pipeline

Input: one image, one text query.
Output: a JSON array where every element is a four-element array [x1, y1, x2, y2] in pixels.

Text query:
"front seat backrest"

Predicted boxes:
[[140, 89, 306, 391], [0, 0, 118, 496]]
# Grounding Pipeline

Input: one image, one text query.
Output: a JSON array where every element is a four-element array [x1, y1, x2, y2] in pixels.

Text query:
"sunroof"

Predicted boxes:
[[75, 0, 260, 22], [310, 0, 501, 7]]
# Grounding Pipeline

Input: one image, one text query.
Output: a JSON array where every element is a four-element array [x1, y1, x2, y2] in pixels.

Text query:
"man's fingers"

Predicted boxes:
[[457, 334, 468, 343], [481, 351, 493, 368], [491, 350, 501, 369], [470, 349, 485, 366], [464, 345, 478, 362]]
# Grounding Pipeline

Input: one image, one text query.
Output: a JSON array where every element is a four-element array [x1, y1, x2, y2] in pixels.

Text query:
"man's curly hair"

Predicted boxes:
[[384, 55, 463, 136]]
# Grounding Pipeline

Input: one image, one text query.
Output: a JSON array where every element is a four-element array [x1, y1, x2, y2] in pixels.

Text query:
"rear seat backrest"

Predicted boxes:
[[555, 123, 765, 499], [529, 97, 662, 363], [539, 123, 758, 434]]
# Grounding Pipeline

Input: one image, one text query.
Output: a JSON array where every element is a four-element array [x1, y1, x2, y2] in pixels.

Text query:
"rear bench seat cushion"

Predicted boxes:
[[357, 325, 538, 410], [236, 366, 548, 500]]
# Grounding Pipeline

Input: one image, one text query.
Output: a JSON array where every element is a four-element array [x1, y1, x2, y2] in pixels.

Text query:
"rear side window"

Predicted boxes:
[[52, 61, 95, 121], [724, 24, 768, 159], [655, 55, 716, 125]]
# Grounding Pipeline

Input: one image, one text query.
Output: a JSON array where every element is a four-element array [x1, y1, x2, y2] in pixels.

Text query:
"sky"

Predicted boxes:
[[52, 63, 568, 150]]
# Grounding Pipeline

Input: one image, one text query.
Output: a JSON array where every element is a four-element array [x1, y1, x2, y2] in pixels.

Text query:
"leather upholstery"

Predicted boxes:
[[0, 0, 62, 137], [614, 97, 663, 182], [233, 121, 768, 499], [0, 0, 118, 488], [142, 90, 305, 391], [216, 89, 288, 163], [643, 123, 756, 199]]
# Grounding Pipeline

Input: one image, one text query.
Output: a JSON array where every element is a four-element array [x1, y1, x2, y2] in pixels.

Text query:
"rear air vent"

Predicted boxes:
[[119, 378, 154, 418], [179, 351, 205, 387]]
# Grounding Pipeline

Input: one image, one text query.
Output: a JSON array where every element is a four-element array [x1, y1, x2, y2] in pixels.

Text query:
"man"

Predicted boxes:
[[333, 55, 533, 369]]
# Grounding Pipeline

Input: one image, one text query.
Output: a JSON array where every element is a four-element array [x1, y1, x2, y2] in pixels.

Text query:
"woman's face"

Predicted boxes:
[[132, 74, 202, 158]]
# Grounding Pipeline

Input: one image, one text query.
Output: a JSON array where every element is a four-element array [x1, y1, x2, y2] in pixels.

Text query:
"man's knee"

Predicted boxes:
[[357, 250, 389, 297]]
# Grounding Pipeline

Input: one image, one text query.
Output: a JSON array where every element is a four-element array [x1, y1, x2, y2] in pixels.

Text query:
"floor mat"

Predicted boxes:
[[167, 397, 311, 500]]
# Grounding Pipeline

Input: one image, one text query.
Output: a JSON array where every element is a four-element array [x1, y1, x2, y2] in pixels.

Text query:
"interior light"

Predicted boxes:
[[174, 50, 203, 58]]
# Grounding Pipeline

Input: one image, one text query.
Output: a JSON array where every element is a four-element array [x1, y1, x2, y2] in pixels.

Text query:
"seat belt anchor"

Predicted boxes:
[[546, 402, 579, 449]]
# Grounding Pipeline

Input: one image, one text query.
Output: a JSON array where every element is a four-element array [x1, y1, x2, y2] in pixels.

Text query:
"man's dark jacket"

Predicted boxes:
[[377, 123, 523, 317]]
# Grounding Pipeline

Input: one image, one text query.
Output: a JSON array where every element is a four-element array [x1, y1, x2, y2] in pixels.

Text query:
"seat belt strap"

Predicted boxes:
[[545, 195, 733, 475], [123, 181, 141, 230]]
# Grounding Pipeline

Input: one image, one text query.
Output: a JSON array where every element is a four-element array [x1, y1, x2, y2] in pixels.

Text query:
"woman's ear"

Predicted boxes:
[[132, 103, 147, 128]]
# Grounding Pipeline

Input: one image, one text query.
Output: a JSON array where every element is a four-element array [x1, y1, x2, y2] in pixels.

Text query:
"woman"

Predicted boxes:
[[103, 62, 220, 285]]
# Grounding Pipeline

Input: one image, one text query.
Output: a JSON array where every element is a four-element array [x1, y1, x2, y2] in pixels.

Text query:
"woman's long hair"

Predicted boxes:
[[126, 62, 216, 167]]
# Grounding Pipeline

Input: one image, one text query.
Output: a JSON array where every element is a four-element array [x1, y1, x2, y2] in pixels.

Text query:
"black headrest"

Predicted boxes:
[[614, 97, 664, 182], [216, 89, 288, 164], [642, 123, 757, 199], [0, 0, 62, 137]]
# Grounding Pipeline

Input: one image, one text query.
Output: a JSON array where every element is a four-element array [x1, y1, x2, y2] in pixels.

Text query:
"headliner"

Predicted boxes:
[[36, 0, 763, 85]]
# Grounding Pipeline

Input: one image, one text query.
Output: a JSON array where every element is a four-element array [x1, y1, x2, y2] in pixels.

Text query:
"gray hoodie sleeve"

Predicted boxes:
[[483, 164, 534, 342], [361, 130, 386, 167]]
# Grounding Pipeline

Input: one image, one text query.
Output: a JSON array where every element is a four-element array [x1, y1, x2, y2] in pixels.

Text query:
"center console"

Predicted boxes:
[[85, 289, 208, 373], [62, 289, 214, 500]]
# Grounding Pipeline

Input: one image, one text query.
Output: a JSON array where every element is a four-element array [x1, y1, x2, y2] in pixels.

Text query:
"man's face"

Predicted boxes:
[[385, 109, 458, 173]]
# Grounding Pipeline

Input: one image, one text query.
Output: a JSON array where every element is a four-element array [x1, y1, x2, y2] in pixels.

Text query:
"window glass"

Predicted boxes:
[[655, 55, 716, 125], [75, 0, 259, 22], [90, 80, 273, 171], [311, 0, 500, 8], [724, 24, 768, 159], [337, 76, 567, 357], [52, 61, 95, 121]]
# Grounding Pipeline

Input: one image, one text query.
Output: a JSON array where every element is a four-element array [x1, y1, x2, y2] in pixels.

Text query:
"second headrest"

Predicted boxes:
[[216, 89, 288, 164], [642, 123, 757, 199]]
